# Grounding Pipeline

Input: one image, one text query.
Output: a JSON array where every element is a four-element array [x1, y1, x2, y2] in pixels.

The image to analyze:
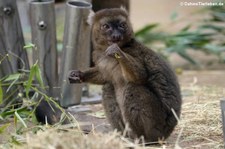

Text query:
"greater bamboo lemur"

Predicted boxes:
[[69, 8, 182, 143]]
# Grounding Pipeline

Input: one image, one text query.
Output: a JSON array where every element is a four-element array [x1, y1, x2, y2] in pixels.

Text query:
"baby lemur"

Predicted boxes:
[[69, 8, 182, 142]]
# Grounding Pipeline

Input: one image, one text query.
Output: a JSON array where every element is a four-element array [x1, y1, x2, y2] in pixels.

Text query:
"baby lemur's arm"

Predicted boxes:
[[106, 43, 147, 83], [68, 67, 106, 84]]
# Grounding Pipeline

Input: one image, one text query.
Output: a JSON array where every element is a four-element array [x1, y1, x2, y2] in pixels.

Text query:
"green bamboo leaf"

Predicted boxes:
[[165, 44, 198, 65], [23, 43, 36, 49], [34, 64, 44, 89], [180, 24, 191, 32], [26, 62, 37, 98], [4, 73, 21, 82], [1, 106, 31, 118], [135, 23, 159, 36], [199, 24, 224, 32], [0, 82, 3, 104], [6, 77, 19, 93], [212, 12, 225, 21], [204, 44, 225, 54], [0, 123, 10, 134], [177, 51, 198, 65], [14, 111, 17, 127], [11, 136, 22, 145], [141, 32, 168, 44], [15, 111, 27, 128]]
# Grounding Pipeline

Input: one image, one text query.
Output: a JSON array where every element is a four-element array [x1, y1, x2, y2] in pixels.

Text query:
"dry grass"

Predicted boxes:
[[172, 85, 224, 149], [13, 129, 166, 149], [1, 85, 224, 149], [16, 130, 126, 149]]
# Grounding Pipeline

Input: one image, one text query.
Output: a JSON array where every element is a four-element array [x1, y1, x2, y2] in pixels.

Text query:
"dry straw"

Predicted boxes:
[[12, 85, 224, 149]]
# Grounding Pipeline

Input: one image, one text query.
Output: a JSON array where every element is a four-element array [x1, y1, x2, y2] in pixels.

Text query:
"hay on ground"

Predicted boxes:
[[8, 85, 225, 149]]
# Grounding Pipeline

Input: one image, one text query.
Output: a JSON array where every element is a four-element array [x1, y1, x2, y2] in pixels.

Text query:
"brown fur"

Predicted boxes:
[[68, 8, 182, 143]]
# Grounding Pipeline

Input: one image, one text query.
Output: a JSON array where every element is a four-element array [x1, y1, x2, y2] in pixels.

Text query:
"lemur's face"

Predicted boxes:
[[91, 8, 134, 48]]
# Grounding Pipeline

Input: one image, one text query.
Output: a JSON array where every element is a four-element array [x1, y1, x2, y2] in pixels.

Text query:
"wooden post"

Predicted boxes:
[[220, 99, 225, 144], [59, 0, 92, 107], [0, 0, 29, 107], [29, 0, 58, 97]]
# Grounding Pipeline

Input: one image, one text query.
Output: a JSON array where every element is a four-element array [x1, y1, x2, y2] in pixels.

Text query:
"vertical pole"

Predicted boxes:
[[220, 99, 225, 145], [0, 0, 29, 107], [29, 0, 58, 97], [60, 0, 92, 107]]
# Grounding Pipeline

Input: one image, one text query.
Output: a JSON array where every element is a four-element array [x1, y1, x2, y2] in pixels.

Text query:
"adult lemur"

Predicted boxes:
[[69, 8, 182, 142]]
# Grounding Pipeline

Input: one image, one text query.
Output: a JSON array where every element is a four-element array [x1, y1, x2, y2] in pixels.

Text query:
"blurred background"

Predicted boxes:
[[18, 0, 225, 70], [129, 0, 224, 70]]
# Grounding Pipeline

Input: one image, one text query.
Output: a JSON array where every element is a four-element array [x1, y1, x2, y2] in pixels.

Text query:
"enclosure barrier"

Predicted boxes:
[[29, 0, 58, 97], [59, 0, 92, 107], [0, 0, 29, 107]]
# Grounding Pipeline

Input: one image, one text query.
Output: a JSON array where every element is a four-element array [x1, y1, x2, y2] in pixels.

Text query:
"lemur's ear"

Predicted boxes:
[[87, 10, 95, 25], [120, 6, 128, 14]]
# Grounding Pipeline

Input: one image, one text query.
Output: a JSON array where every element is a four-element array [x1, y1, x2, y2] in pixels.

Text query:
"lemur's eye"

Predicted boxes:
[[101, 24, 110, 30], [119, 22, 126, 28]]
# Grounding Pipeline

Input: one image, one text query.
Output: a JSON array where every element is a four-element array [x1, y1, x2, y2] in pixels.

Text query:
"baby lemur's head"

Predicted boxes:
[[88, 8, 134, 48]]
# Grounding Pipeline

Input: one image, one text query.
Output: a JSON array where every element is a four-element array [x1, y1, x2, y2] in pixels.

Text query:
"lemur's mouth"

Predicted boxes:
[[107, 39, 121, 45]]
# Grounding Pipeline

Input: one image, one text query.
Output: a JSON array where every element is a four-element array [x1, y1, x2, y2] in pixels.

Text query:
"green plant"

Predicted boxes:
[[135, 6, 225, 65], [0, 45, 71, 148]]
